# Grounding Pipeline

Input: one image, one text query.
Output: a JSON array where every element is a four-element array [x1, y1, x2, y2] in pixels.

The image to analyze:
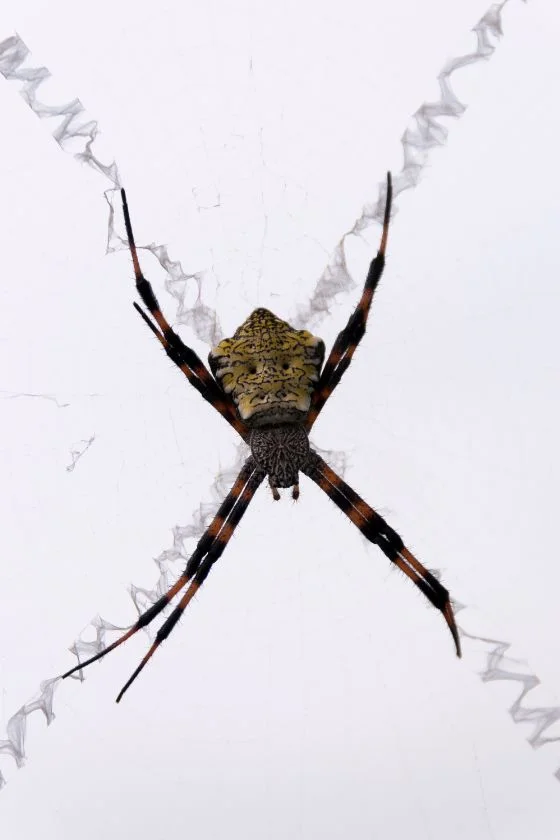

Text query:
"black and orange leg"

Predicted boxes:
[[303, 452, 461, 657], [62, 458, 264, 699], [121, 189, 247, 440], [306, 172, 393, 431]]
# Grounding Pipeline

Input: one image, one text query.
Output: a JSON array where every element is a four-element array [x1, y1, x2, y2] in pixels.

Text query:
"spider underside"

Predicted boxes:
[[62, 172, 461, 702]]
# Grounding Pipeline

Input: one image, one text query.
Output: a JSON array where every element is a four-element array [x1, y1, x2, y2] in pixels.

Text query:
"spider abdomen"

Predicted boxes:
[[209, 308, 325, 427]]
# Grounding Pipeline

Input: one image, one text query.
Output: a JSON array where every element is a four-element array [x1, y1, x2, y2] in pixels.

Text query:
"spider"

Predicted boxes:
[[62, 172, 461, 701]]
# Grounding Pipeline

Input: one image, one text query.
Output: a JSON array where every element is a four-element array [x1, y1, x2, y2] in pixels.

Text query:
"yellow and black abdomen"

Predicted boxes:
[[209, 308, 325, 427]]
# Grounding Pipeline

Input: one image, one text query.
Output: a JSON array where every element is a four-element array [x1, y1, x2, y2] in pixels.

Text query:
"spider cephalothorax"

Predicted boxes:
[[249, 424, 316, 499], [209, 308, 325, 426], [62, 173, 461, 703]]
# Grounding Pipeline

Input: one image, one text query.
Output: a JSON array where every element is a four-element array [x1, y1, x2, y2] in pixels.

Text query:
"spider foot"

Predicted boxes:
[[443, 601, 462, 658]]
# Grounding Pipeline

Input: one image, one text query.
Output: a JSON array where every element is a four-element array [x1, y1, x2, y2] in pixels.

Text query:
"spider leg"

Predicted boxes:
[[303, 452, 461, 657], [306, 172, 392, 431], [61, 458, 264, 697], [115, 462, 264, 702], [121, 189, 247, 439], [133, 302, 248, 440]]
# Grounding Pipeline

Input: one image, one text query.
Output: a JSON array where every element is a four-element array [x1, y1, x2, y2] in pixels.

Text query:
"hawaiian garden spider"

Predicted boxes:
[[62, 172, 461, 701]]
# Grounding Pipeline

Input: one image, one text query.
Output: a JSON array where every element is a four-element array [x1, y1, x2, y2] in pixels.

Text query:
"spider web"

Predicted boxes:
[[2, 0, 559, 818]]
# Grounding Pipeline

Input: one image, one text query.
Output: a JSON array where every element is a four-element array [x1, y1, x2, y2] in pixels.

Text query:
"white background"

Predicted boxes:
[[1, 1, 560, 838]]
